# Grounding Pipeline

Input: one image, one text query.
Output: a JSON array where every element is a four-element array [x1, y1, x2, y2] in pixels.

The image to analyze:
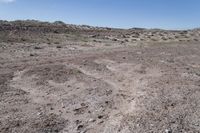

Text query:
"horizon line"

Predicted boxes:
[[0, 19, 199, 31]]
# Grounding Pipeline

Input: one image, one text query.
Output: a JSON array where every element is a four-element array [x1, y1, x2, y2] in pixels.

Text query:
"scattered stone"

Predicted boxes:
[[56, 46, 62, 48], [98, 115, 103, 119], [75, 120, 82, 125], [30, 53, 35, 56], [165, 129, 172, 133], [34, 46, 42, 49], [67, 85, 71, 88], [88, 118, 96, 123], [81, 103, 86, 106], [37, 112, 42, 116], [112, 38, 118, 41], [77, 125, 84, 130], [73, 106, 88, 115]]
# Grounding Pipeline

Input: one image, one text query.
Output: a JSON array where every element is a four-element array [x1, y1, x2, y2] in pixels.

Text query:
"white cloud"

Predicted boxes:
[[0, 0, 16, 3]]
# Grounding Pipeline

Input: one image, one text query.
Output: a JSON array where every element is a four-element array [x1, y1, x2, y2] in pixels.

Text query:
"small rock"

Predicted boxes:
[[75, 120, 81, 125], [99, 121, 104, 124], [112, 38, 118, 41], [62, 103, 65, 108], [81, 103, 86, 106], [77, 125, 84, 130], [34, 46, 42, 49], [30, 53, 35, 56], [67, 85, 71, 88], [165, 129, 172, 133], [98, 115, 103, 119], [37, 112, 42, 116], [56, 46, 62, 48], [88, 118, 96, 122]]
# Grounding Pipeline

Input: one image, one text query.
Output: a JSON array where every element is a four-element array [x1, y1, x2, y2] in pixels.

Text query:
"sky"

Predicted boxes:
[[0, 0, 200, 29]]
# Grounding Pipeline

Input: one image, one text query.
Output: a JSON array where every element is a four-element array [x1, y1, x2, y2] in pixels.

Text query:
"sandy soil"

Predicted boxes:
[[1, 21, 200, 133]]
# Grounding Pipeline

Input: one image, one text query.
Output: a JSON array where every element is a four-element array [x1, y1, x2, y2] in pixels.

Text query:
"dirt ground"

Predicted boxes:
[[1, 21, 200, 133]]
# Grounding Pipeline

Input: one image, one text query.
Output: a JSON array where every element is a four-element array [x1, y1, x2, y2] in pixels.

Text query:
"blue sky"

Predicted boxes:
[[0, 0, 200, 29]]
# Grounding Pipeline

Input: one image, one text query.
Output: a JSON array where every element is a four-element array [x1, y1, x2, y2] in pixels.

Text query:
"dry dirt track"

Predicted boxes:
[[1, 41, 200, 133]]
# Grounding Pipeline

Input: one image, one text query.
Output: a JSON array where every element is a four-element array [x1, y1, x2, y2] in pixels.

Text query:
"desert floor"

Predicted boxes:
[[1, 40, 200, 133]]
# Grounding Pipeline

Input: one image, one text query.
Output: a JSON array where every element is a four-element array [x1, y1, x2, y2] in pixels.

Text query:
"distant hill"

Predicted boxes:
[[0, 20, 199, 43]]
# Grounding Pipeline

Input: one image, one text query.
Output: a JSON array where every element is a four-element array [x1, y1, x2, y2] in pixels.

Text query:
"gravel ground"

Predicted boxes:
[[0, 21, 200, 133]]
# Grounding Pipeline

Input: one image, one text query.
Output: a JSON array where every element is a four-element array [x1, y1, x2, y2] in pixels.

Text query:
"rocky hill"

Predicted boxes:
[[0, 20, 200, 43]]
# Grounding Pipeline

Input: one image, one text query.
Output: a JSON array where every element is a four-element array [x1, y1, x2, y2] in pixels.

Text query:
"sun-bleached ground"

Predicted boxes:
[[1, 21, 200, 133]]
